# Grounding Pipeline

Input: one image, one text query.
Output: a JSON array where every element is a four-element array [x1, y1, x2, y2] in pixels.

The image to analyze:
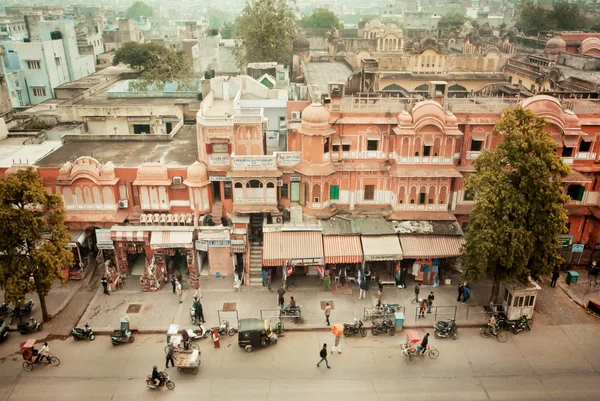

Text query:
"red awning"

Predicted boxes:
[[111, 230, 150, 242], [323, 235, 363, 264]]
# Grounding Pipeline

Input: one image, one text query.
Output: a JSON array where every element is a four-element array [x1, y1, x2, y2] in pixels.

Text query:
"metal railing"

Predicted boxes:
[[414, 305, 457, 322], [363, 306, 405, 321], [217, 309, 239, 329], [465, 303, 505, 321]]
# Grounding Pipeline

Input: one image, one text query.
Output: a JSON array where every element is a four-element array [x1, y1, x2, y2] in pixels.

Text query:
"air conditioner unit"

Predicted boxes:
[[173, 176, 183, 184], [277, 179, 283, 186], [291, 111, 301, 121], [273, 216, 283, 224], [118, 199, 129, 209]]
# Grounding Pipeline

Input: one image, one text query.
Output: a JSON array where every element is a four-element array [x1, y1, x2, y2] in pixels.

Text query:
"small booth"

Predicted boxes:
[[502, 279, 541, 320], [196, 230, 234, 277], [262, 230, 324, 281], [150, 228, 196, 287], [360, 235, 403, 284], [322, 234, 364, 285], [95, 228, 119, 291], [111, 227, 152, 277]]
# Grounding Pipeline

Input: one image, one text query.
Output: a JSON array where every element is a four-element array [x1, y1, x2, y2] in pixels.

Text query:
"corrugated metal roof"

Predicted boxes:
[[262, 231, 324, 266], [393, 221, 463, 236], [361, 235, 403, 261], [321, 216, 396, 235], [323, 235, 363, 264], [399, 235, 465, 259]]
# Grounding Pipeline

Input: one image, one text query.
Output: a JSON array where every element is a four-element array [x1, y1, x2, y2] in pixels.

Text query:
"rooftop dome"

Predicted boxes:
[[398, 110, 412, 125], [302, 103, 331, 124], [100, 161, 115, 179], [545, 36, 566, 53], [187, 161, 208, 181], [293, 37, 310, 51], [58, 161, 73, 180]]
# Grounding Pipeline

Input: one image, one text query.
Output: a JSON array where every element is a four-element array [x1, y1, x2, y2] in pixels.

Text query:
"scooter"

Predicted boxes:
[[279, 304, 302, 318], [17, 317, 43, 335], [212, 320, 236, 336], [191, 324, 211, 339], [0, 303, 9, 317], [371, 318, 396, 336], [146, 372, 175, 390], [381, 303, 401, 314], [111, 329, 134, 345], [511, 315, 531, 334], [72, 323, 95, 341], [434, 319, 458, 340], [9, 299, 34, 324], [343, 318, 367, 337]]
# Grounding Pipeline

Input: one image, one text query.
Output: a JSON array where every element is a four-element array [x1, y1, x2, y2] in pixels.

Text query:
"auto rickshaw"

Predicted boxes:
[[238, 318, 278, 352]]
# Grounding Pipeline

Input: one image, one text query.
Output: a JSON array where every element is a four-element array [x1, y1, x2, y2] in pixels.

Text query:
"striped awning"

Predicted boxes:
[[262, 231, 324, 266], [150, 231, 194, 249], [111, 230, 150, 242], [361, 235, 403, 261], [323, 235, 363, 264], [399, 235, 465, 259]]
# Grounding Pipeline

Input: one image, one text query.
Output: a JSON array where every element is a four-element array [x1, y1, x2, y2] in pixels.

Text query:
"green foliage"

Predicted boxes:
[[461, 107, 570, 302], [300, 8, 342, 30], [0, 169, 73, 322], [112, 42, 197, 91], [358, 15, 376, 29], [437, 13, 468, 30], [516, 0, 590, 35], [206, 8, 232, 29], [220, 21, 235, 39], [125, 1, 154, 21], [232, 0, 297, 70]]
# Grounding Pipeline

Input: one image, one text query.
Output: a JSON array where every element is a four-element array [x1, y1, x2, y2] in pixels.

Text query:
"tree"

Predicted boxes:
[[461, 107, 570, 303], [220, 21, 235, 39], [300, 8, 342, 30], [516, 0, 590, 35], [0, 169, 73, 322], [437, 13, 468, 30], [548, 1, 589, 31], [232, 0, 297, 69], [206, 8, 232, 29], [112, 42, 197, 91], [125, 1, 154, 21]]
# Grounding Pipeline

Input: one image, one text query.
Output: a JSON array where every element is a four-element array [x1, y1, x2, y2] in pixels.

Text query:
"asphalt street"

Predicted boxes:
[[0, 323, 599, 401]]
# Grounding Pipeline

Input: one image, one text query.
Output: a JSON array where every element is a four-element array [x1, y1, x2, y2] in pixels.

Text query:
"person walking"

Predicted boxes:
[[457, 282, 465, 302], [324, 270, 331, 291], [317, 343, 331, 368], [419, 333, 430, 355], [101, 276, 110, 295], [211, 329, 220, 348], [262, 268, 268, 287], [277, 284, 286, 308], [376, 288, 383, 308], [175, 279, 183, 303], [551, 269, 560, 287], [332, 333, 342, 355], [278, 293, 285, 313], [325, 302, 332, 326], [359, 274, 368, 299], [414, 283, 421, 303], [427, 291, 435, 314], [165, 346, 175, 369], [192, 297, 205, 324], [171, 275, 176, 294], [463, 284, 471, 304], [418, 299, 427, 318], [181, 329, 190, 350]]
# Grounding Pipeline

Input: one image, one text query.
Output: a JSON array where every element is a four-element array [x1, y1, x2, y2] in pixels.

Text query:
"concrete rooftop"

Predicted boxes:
[[54, 65, 136, 90], [35, 125, 198, 168], [304, 61, 353, 96]]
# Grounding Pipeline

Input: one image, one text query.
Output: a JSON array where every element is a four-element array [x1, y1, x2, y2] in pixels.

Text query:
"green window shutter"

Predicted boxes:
[[330, 185, 339, 200], [577, 185, 585, 201]]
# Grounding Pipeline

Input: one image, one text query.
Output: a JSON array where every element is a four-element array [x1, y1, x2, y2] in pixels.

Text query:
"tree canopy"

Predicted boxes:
[[0, 169, 73, 322], [112, 42, 197, 91], [437, 13, 468, 30], [461, 107, 570, 303], [516, 0, 590, 35], [220, 21, 235, 39], [206, 8, 233, 29], [125, 1, 154, 21], [299, 8, 343, 30], [232, 0, 297, 69]]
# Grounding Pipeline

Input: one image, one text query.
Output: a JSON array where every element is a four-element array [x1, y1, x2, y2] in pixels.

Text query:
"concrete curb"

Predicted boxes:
[[557, 281, 585, 308], [48, 264, 96, 320]]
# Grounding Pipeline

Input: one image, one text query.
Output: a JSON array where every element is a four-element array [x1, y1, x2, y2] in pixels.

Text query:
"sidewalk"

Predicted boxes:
[[556, 269, 598, 309], [78, 271, 501, 334]]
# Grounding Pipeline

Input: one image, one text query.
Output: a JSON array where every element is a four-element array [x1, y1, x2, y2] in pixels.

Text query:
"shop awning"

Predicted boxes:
[[150, 231, 194, 249], [111, 230, 150, 242], [361, 235, 403, 261], [323, 235, 363, 264], [68, 231, 86, 248], [399, 235, 465, 259], [262, 231, 324, 266], [95, 228, 114, 250]]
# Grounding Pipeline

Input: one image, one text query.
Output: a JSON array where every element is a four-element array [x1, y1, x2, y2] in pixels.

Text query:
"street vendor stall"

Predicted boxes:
[[175, 350, 201, 375]]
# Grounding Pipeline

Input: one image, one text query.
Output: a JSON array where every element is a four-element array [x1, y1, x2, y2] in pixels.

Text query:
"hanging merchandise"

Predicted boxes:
[[140, 256, 165, 292], [412, 262, 421, 277]]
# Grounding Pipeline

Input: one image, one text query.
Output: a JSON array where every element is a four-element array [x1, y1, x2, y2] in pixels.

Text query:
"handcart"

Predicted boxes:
[[175, 349, 201, 375]]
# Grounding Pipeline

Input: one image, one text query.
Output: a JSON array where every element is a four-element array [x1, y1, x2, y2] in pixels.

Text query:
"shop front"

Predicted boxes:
[[111, 228, 152, 278], [95, 228, 119, 292], [66, 231, 89, 280], [195, 230, 233, 278], [322, 235, 364, 285], [151, 229, 196, 289], [360, 235, 403, 284], [398, 234, 464, 285], [262, 230, 324, 281]]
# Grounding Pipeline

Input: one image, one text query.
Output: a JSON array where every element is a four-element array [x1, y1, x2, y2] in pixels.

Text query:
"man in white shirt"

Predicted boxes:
[[38, 342, 49, 363]]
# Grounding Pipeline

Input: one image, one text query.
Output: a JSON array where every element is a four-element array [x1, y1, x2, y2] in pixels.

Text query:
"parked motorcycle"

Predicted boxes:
[[146, 371, 175, 390], [111, 329, 134, 345], [212, 320, 236, 336], [381, 303, 401, 314], [371, 318, 396, 336], [279, 304, 302, 318], [72, 323, 95, 341], [17, 317, 43, 335], [343, 319, 367, 337], [9, 299, 34, 324], [0, 303, 9, 317], [434, 319, 458, 340], [511, 315, 531, 334]]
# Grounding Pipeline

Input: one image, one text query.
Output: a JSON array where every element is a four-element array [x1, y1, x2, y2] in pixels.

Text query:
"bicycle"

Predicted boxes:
[[479, 325, 508, 343], [401, 342, 439, 364], [284, 277, 296, 292]]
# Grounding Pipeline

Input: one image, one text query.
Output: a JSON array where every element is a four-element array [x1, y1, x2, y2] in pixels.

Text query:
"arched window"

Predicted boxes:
[[428, 186, 436, 204], [401, 137, 410, 157], [246, 180, 263, 199], [418, 186, 427, 205], [83, 187, 93, 207], [398, 185, 406, 204], [303, 183, 309, 205], [414, 137, 421, 156], [102, 187, 115, 206], [567, 185, 585, 202], [445, 137, 454, 157], [409, 186, 417, 204], [234, 182, 243, 201], [62, 188, 74, 208], [433, 137, 442, 157], [312, 184, 321, 203], [92, 187, 102, 208], [266, 182, 276, 202], [75, 187, 84, 209], [439, 186, 447, 204], [324, 183, 329, 202], [247, 180, 262, 188]]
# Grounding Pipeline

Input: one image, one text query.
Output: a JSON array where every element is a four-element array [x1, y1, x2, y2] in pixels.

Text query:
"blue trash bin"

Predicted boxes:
[[567, 271, 579, 286], [395, 312, 405, 329]]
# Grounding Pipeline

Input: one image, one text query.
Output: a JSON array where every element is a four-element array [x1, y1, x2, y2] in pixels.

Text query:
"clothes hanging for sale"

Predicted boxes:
[[423, 264, 430, 273], [432, 265, 439, 274], [412, 263, 421, 276]]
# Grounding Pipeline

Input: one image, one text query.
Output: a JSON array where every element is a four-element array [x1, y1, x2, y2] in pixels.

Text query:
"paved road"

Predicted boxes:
[[1, 323, 599, 401]]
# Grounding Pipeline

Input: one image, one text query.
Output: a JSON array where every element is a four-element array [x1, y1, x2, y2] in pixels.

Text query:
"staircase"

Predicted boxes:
[[290, 203, 303, 224], [211, 201, 223, 225], [249, 243, 263, 286]]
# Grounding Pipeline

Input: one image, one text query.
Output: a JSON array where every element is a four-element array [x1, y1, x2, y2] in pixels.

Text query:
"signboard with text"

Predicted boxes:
[[277, 152, 302, 167], [232, 156, 276, 168], [209, 155, 231, 166]]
